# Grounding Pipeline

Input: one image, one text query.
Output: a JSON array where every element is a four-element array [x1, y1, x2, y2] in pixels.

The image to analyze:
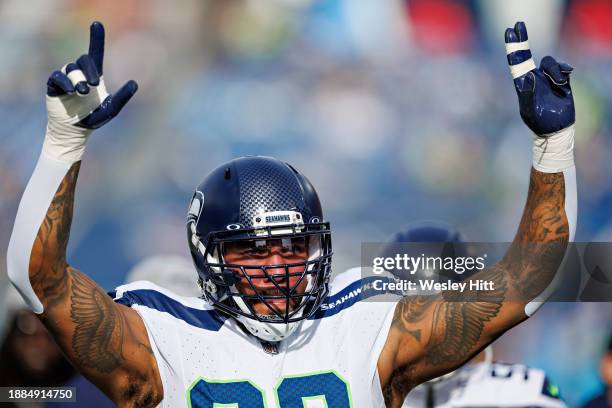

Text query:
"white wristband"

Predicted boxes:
[[43, 76, 109, 163], [43, 120, 91, 163], [532, 125, 575, 173]]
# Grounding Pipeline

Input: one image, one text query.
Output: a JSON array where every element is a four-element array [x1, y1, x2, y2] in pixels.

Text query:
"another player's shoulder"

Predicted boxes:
[[110, 280, 227, 331], [458, 362, 566, 407], [484, 362, 557, 387]]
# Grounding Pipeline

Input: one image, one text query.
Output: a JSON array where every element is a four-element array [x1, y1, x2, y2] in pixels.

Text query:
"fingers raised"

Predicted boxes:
[[47, 71, 75, 96], [110, 80, 139, 116], [540, 56, 573, 94], [88, 21, 105, 75], [505, 21, 536, 79], [76, 54, 100, 86], [65, 63, 90, 95], [78, 80, 138, 129]]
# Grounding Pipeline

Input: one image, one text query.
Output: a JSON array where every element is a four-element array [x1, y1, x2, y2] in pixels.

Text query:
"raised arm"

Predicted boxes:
[[6, 22, 161, 407], [378, 22, 577, 406]]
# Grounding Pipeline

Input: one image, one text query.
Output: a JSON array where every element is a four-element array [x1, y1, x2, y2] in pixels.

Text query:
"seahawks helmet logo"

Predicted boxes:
[[187, 191, 205, 224]]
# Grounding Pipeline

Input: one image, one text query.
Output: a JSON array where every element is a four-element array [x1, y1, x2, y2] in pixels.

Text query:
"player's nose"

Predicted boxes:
[[260, 251, 282, 266], [263, 254, 289, 279]]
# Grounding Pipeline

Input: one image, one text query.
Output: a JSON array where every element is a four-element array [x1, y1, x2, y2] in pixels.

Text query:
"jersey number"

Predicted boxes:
[[187, 371, 352, 407]]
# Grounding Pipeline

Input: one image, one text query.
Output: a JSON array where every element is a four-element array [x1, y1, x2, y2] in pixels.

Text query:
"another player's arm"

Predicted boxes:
[[378, 22, 577, 406], [6, 22, 162, 407]]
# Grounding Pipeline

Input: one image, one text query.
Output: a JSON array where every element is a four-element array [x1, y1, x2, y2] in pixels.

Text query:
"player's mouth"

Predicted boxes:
[[266, 298, 288, 305], [238, 277, 308, 316], [252, 290, 301, 315], [260, 289, 292, 308]]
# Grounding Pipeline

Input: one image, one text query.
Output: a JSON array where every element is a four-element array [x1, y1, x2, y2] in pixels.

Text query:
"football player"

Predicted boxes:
[[7, 21, 577, 407], [405, 358, 567, 408], [382, 221, 566, 408]]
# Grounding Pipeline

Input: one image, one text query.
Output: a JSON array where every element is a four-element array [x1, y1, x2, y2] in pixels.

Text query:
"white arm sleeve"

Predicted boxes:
[[524, 126, 577, 316], [6, 152, 74, 314]]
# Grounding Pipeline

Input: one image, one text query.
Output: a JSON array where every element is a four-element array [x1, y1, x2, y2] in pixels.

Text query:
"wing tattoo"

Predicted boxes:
[[425, 271, 506, 366], [69, 269, 123, 374]]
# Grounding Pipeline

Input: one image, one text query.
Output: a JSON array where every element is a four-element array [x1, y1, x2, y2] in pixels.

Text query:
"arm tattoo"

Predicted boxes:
[[390, 296, 434, 342], [28, 162, 159, 405], [423, 265, 506, 366], [69, 268, 124, 373], [384, 268, 506, 404], [66, 268, 154, 374], [382, 362, 418, 406], [511, 170, 568, 298], [385, 169, 569, 403], [30, 162, 81, 310]]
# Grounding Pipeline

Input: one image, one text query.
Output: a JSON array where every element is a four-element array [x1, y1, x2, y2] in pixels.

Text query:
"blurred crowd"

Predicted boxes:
[[0, 0, 611, 406]]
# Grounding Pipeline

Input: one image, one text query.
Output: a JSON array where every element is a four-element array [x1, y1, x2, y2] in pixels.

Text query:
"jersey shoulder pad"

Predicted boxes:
[[312, 268, 398, 319], [112, 280, 212, 309], [328, 267, 398, 295], [328, 267, 363, 295], [110, 280, 227, 331]]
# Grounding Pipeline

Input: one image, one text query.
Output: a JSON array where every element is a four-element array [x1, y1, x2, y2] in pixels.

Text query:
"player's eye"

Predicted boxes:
[[286, 237, 307, 254], [248, 247, 269, 257], [223, 241, 259, 258], [224, 237, 310, 261], [276, 238, 307, 259]]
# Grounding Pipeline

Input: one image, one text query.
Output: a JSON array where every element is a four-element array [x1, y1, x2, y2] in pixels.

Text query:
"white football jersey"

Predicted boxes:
[[112, 268, 397, 407], [403, 362, 566, 408]]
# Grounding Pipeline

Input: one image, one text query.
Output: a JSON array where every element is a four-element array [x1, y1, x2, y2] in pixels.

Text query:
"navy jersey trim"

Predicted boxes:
[[110, 289, 227, 331], [109, 276, 397, 327], [310, 276, 399, 319]]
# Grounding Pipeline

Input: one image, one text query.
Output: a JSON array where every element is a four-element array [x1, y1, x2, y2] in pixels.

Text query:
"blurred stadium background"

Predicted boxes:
[[0, 0, 610, 406]]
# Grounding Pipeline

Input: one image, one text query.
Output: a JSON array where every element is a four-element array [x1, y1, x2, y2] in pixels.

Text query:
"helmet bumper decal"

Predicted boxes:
[[252, 210, 304, 236]]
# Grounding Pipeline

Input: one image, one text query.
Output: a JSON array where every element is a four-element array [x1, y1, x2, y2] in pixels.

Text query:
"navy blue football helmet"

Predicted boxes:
[[389, 220, 464, 245], [186, 156, 332, 341], [381, 220, 468, 282]]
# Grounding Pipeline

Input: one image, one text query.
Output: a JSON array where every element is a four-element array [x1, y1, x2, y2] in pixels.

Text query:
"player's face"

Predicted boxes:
[[223, 237, 310, 316]]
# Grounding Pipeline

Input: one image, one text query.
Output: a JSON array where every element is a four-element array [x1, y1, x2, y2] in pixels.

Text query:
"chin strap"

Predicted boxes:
[[236, 313, 301, 342]]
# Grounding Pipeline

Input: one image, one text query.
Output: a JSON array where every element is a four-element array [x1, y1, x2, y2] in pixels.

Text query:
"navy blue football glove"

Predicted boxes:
[[44, 22, 137, 162], [505, 21, 575, 135]]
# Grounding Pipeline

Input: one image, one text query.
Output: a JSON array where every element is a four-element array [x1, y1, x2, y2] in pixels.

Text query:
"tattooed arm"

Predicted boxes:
[[377, 169, 570, 406], [377, 22, 576, 406], [27, 162, 162, 407], [6, 22, 160, 407]]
